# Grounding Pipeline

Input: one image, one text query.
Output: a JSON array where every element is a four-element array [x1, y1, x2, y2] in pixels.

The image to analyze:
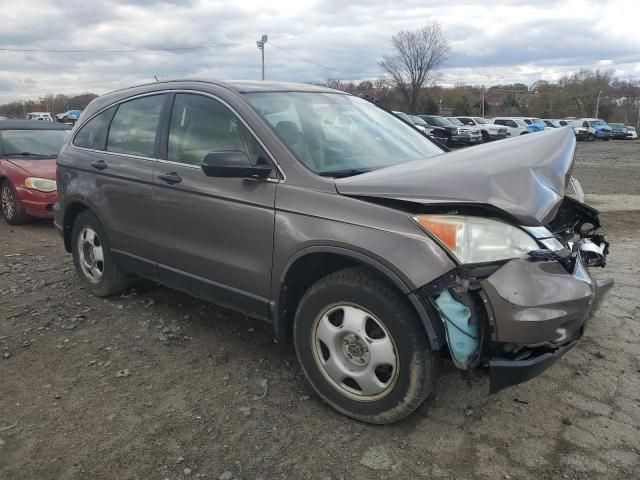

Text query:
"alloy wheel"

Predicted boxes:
[[311, 303, 399, 401], [77, 227, 105, 283], [1, 184, 16, 220]]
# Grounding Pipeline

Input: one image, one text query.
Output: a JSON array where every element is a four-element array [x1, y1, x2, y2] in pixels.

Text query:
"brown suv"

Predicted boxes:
[[55, 80, 612, 424]]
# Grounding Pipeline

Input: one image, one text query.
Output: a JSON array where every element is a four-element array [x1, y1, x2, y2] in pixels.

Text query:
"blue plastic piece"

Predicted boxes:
[[435, 290, 479, 370]]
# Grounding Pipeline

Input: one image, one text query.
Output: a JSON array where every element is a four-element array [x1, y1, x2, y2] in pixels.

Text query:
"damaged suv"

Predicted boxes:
[[55, 81, 612, 424]]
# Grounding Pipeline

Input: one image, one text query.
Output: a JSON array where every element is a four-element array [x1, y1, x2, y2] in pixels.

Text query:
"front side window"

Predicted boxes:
[[107, 94, 166, 157], [1, 129, 69, 157], [168, 94, 268, 166], [494, 119, 505, 126], [245, 92, 443, 176], [74, 106, 116, 150]]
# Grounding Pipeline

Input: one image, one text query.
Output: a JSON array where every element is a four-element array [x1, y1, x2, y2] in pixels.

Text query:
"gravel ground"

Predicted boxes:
[[1, 140, 639, 479]]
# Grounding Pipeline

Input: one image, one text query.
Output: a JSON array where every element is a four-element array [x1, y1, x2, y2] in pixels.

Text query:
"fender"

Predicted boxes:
[[273, 245, 443, 350], [58, 196, 107, 252]]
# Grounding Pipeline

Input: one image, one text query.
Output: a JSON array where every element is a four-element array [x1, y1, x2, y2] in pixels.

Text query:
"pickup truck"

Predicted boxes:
[[454, 116, 508, 142]]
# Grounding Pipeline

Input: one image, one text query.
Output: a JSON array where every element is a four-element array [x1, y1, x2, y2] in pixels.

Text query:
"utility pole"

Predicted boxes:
[[481, 85, 485, 117], [594, 90, 603, 118], [256, 35, 268, 81]]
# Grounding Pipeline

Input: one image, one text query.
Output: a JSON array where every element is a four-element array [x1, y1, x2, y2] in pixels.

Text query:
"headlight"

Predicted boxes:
[[24, 177, 57, 192], [413, 215, 540, 264]]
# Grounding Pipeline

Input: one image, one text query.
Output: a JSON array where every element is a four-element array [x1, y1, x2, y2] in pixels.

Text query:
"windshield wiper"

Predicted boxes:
[[318, 167, 374, 178], [4, 152, 52, 157]]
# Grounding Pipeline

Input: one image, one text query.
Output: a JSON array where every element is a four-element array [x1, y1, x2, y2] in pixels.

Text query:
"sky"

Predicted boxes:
[[0, 0, 639, 103]]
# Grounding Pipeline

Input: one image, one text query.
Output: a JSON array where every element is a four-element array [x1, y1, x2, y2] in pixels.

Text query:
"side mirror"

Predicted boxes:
[[201, 151, 272, 179]]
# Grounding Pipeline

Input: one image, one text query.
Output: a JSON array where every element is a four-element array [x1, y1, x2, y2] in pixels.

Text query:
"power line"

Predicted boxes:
[[0, 41, 254, 54], [268, 42, 345, 76]]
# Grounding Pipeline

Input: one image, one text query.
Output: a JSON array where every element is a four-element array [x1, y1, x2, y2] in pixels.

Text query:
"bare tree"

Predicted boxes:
[[379, 22, 450, 114]]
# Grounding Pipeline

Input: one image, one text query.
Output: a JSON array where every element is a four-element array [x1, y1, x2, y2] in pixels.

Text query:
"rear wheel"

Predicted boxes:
[[293, 267, 438, 424], [1, 180, 30, 225], [71, 210, 131, 297]]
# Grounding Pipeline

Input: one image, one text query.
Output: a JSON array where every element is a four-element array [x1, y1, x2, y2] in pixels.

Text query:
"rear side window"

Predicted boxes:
[[494, 119, 505, 126], [73, 106, 116, 150], [107, 94, 166, 158]]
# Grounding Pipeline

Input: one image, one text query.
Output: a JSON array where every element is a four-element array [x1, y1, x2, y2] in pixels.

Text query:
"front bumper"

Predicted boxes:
[[481, 253, 613, 392], [15, 186, 57, 219]]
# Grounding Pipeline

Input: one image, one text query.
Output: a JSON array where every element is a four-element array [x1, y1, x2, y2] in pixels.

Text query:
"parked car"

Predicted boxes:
[[0, 120, 71, 224], [55, 80, 612, 424], [0, 116, 9, 121], [446, 117, 482, 144], [608, 123, 629, 140], [542, 119, 571, 128], [625, 126, 637, 139], [453, 116, 508, 142], [419, 115, 480, 146], [56, 109, 83, 124], [491, 117, 533, 136], [391, 111, 426, 133], [571, 119, 612, 141], [409, 115, 431, 134], [25, 112, 53, 122], [571, 123, 590, 141]]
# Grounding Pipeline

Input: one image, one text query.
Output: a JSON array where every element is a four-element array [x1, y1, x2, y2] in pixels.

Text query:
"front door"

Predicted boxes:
[[153, 93, 277, 319]]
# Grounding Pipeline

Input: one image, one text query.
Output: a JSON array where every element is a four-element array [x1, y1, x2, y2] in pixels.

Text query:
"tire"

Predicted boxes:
[[446, 136, 454, 148], [293, 267, 438, 424], [1, 180, 30, 225], [71, 210, 131, 297], [587, 133, 596, 141], [481, 131, 490, 143]]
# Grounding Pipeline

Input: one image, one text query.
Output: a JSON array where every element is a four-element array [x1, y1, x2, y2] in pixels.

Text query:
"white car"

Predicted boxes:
[[491, 117, 532, 136], [454, 116, 508, 141], [626, 126, 638, 139], [571, 119, 612, 141], [26, 112, 53, 122], [542, 119, 572, 128]]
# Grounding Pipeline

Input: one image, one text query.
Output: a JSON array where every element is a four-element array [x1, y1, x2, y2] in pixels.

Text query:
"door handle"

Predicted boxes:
[[91, 160, 107, 171], [158, 172, 182, 185]]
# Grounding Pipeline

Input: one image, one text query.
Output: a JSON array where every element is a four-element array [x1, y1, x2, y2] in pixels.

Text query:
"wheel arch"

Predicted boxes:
[[273, 246, 442, 350], [61, 200, 104, 252]]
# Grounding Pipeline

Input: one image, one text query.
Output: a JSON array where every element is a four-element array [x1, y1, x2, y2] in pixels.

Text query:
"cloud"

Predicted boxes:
[[0, 0, 638, 103]]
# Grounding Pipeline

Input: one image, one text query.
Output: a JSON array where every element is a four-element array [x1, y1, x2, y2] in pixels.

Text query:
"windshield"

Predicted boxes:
[[447, 117, 463, 126], [473, 117, 487, 124], [515, 119, 528, 127], [424, 116, 452, 127], [1, 129, 69, 157], [392, 111, 412, 123], [244, 92, 443, 177], [410, 115, 427, 126], [589, 120, 605, 127]]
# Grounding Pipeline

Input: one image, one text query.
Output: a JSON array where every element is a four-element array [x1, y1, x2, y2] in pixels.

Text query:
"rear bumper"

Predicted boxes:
[[482, 254, 613, 392], [15, 186, 57, 219]]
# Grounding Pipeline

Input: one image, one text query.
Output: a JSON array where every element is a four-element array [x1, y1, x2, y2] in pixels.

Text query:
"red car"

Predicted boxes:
[[0, 121, 71, 224]]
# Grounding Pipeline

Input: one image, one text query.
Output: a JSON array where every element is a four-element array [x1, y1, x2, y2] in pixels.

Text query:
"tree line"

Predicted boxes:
[[0, 93, 98, 119]]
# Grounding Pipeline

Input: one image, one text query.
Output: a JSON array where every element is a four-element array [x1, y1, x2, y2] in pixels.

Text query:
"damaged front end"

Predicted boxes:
[[416, 196, 613, 393]]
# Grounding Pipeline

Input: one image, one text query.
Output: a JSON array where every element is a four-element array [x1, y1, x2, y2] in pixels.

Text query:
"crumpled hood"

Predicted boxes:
[[335, 127, 576, 226]]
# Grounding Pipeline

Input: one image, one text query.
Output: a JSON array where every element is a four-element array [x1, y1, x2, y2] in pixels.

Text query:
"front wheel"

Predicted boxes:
[[587, 133, 596, 141], [71, 210, 131, 297], [293, 267, 438, 424], [1, 180, 30, 225]]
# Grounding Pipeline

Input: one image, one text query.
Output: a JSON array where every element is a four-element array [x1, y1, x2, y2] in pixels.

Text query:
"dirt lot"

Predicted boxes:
[[1, 140, 639, 479]]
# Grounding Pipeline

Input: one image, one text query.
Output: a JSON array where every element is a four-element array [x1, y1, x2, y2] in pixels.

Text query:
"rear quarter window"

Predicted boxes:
[[73, 106, 116, 151]]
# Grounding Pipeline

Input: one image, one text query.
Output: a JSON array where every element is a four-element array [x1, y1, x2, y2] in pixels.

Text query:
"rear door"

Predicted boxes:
[[152, 92, 277, 319], [69, 93, 168, 278]]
